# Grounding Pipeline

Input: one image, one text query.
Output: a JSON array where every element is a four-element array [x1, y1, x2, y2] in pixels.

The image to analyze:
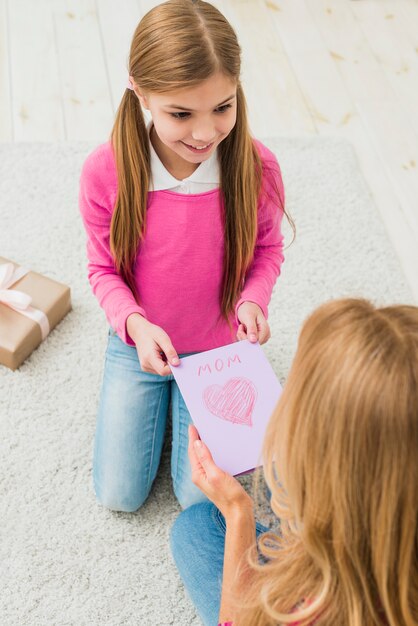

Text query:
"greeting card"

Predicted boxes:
[[170, 340, 282, 476]]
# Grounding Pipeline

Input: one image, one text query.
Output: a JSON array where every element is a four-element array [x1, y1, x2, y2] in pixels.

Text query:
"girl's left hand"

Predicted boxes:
[[236, 301, 271, 345], [188, 425, 253, 518]]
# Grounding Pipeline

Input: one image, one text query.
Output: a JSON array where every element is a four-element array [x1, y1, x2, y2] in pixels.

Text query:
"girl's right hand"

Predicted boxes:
[[128, 315, 180, 376]]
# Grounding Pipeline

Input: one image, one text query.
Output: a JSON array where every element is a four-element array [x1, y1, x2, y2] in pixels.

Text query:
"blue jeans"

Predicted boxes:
[[92, 328, 209, 511], [170, 502, 269, 626]]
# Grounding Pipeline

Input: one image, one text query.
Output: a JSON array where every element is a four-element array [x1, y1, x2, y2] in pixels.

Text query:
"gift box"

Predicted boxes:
[[0, 256, 72, 370]]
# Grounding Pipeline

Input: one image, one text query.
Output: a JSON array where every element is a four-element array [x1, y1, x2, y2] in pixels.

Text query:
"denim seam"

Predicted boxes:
[[171, 385, 180, 487], [146, 383, 166, 490]]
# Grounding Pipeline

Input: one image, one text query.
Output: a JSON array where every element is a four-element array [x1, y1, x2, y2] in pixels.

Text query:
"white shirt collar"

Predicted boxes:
[[145, 118, 220, 191]]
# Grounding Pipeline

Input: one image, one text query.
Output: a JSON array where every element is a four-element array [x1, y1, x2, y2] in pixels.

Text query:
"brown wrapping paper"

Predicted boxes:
[[0, 256, 72, 370]]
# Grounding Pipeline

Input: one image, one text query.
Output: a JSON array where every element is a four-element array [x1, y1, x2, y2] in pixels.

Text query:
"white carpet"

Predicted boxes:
[[0, 138, 413, 626]]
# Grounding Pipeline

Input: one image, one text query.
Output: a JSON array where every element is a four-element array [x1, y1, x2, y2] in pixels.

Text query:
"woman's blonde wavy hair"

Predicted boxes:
[[110, 0, 291, 326], [237, 298, 418, 626]]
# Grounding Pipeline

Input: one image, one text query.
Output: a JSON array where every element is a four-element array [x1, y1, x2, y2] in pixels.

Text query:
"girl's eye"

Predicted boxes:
[[170, 112, 190, 120], [169, 103, 232, 120], [216, 104, 232, 113]]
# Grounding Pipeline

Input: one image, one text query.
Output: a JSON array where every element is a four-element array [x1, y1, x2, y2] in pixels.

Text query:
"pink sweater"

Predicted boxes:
[[79, 139, 285, 352]]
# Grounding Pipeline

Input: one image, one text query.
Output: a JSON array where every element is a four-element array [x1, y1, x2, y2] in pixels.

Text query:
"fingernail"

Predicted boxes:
[[194, 440, 203, 454], [172, 357, 179, 364], [250, 334, 257, 341]]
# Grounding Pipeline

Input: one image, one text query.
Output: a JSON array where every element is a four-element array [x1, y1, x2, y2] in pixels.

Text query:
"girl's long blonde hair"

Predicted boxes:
[[238, 298, 418, 626], [110, 0, 289, 325]]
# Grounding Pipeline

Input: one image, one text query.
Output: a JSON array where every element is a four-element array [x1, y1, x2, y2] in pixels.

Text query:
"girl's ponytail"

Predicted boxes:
[[219, 82, 262, 326], [110, 89, 150, 301]]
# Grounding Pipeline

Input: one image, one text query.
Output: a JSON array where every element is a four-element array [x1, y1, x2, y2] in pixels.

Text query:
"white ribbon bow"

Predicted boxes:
[[0, 262, 50, 340]]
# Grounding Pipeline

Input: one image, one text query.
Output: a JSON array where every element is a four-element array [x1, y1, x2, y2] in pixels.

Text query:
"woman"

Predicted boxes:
[[170, 298, 418, 626]]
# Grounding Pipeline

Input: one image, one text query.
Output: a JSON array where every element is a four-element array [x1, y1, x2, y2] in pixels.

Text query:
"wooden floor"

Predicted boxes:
[[1, 0, 417, 300]]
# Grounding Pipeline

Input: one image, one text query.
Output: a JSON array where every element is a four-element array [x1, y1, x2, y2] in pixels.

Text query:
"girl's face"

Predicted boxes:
[[133, 72, 238, 173]]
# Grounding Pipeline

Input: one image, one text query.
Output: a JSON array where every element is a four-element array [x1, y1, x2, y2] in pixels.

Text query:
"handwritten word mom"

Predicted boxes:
[[197, 354, 241, 377]]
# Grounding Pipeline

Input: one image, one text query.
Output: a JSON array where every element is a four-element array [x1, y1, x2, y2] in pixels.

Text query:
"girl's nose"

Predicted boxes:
[[191, 122, 216, 144]]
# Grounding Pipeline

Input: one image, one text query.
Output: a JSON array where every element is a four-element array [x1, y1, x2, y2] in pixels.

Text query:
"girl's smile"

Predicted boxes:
[[132, 72, 237, 177], [180, 141, 214, 154]]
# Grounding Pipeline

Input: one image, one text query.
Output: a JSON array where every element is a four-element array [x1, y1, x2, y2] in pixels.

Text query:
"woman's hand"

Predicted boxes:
[[188, 424, 253, 519], [236, 301, 271, 345], [127, 313, 180, 376]]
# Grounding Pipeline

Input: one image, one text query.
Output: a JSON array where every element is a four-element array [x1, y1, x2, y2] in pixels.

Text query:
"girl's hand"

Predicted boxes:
[[236, 301, 271, 345], [188, 424, 253, 519], [129, 315, 180, 376]]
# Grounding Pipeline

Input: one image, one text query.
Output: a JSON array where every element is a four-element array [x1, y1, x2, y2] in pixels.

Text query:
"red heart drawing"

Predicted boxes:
[[203, 377, 257, 427]]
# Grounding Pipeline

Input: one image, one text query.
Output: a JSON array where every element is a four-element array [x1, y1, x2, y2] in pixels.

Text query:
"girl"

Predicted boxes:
[[79, 0, 289, 512], [171, 298, 418, 626]]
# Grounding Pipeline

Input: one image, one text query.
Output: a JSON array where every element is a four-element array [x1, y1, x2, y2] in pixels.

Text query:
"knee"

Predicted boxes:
[[170, 507, 192, 544], [170, 502, 215, 562], [94, 484, 150, 513], [170, 507, 195, 565], [174, 485, 209, 511]]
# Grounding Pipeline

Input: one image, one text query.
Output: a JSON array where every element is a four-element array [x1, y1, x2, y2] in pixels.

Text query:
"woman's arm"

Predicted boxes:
[[187, 425, 257, 626], [219, 504, 257, 625]]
